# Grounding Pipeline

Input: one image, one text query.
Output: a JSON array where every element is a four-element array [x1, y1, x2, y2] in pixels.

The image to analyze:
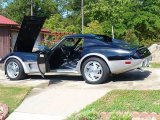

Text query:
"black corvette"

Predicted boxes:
[[0, 16, 151, 84]]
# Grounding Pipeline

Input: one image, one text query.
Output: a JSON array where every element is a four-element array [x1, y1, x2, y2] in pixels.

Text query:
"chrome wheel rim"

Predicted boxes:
[[84, 61, 103, 82], [7, 62, 19, 78]]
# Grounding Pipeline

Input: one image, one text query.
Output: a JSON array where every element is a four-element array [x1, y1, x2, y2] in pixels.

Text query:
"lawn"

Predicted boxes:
[[0, 85, 31, 113], [67, 90, 160, 120], [150, 63, 160, 68]]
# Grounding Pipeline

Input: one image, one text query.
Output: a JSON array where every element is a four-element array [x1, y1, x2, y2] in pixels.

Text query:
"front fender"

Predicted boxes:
[[2, 52, 38, 74]]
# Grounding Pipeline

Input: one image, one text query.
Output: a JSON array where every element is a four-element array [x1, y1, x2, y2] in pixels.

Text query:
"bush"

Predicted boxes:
[[67, 110, 98, 120], [110, 112, 131, 120]]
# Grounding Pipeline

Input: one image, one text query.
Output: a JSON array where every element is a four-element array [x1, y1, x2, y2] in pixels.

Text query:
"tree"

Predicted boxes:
[[83, 0, 160, 45], [123, 0, 160, 44], [4, 0, 58, 23], [44, 13, 80, 33], [44, 14, 64, 32], [0, 0, 4, 14], [84, 20, 104, 34], [4, 0, 159, 46]]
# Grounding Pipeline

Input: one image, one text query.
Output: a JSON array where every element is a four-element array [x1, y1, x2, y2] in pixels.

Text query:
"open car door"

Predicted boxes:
[[37, 52, 50, 77]]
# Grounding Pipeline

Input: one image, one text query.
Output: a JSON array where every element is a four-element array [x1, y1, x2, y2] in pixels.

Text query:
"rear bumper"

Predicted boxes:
[[109, 55, 152, 74], [142, 55, 152, 67]]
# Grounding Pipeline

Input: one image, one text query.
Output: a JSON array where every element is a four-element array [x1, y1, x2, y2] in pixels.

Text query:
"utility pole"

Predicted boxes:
[[31, 0, 33, 16], [81, 0, 84, 34]]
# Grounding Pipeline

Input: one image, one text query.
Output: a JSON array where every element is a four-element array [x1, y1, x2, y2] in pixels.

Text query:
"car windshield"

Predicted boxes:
[[48, 39, 62, 50]]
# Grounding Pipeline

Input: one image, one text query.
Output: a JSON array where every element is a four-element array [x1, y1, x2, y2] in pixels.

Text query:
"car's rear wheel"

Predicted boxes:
[[5, 59, 26, 80], [82, 57, 110, 84]]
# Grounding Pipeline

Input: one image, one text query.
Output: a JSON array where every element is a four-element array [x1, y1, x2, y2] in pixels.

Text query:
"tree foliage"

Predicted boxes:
[[0, 0, 4, 13], [48, 0, 160, 46], [3, 0, 58, 23], [1, 0, 160, 45], [84, 20, 104, 34]]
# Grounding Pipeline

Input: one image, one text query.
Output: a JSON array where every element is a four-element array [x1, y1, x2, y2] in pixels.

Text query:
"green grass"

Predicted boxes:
[[67, 90, 160, 120], [0, 85, 31, 114], [150, 63, 160, 68]]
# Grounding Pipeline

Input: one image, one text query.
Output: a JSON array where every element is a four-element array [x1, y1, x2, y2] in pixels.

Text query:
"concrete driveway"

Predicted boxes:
[[0, 68, 159, 120]]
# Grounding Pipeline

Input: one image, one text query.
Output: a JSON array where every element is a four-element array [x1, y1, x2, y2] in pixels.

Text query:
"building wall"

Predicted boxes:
[[0, 28, 43, 58], [11, 31, 43, 52], [0, 27, 10, 58]]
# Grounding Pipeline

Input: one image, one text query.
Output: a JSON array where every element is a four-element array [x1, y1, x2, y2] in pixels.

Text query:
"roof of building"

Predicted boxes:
[[41, 28, 51, 33], [10, 25, 51, 34], [0, 15, 18, 25]]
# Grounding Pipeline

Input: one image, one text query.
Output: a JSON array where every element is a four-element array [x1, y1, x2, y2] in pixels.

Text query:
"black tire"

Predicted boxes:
[[81, 57, 110, 84], [5, 59, 26, 80]]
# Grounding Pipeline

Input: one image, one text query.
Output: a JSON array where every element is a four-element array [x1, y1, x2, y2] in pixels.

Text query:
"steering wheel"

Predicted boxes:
[[74, 45, 82, 52], [60, 45, 70, 58]]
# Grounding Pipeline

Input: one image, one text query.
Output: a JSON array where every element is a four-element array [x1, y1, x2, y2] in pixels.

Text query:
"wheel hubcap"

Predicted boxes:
[[7, 62, 19, 78], [84, 61, 103, 82]]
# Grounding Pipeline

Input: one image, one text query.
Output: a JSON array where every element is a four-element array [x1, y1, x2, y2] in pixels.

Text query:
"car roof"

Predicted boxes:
[[65, 34, 112, 42], [65, 34, 97, 39]]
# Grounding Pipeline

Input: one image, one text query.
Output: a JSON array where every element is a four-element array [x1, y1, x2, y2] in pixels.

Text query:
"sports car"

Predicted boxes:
[[0, 16, 151, 84]]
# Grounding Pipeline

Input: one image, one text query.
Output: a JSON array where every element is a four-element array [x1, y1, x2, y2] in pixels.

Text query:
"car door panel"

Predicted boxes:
[[37, 53, 50, 76]]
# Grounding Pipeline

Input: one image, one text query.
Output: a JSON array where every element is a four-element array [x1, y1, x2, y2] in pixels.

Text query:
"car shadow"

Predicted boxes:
[[48, 75, 84, 85], [26, 74, 83, 84], [24, 69, 152, 85], [109, 69, 152, 82]]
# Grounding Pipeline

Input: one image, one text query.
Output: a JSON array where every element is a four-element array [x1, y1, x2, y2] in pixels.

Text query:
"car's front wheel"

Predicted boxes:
[[5, 59, 26, 80], [82, 57, 110, 84]]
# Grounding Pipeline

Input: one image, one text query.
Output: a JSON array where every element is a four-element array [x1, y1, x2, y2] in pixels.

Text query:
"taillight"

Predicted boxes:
[[125, 61, 131, 64]]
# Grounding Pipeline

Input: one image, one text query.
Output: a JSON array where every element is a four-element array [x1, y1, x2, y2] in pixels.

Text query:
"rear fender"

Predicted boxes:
[[77, 53, 111, 74]]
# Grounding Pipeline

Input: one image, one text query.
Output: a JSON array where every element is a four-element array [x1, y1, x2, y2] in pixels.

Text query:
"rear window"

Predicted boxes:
[[95, 35, 112, 43]]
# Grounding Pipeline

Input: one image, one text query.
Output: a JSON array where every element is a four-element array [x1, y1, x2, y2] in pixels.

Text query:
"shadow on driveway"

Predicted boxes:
[[25, 69, 152, 85], [110, 70, 152, 82]]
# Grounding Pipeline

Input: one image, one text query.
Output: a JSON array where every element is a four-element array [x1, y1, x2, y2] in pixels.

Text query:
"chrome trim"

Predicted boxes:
[[50, 69, 79, 73], [6, 61, 20, 78], [84, 61, 103, 82]]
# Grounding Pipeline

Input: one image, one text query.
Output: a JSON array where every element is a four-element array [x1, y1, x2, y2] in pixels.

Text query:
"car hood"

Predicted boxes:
[[14, 16, 46, 52]]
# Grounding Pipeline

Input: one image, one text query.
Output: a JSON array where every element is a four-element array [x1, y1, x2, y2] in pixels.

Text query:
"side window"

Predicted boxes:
[[62, 38, 79, 47], [77, 39, 84, 47]]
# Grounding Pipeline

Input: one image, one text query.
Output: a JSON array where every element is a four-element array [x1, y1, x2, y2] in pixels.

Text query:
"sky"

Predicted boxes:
[[1, 0, 8, 8]]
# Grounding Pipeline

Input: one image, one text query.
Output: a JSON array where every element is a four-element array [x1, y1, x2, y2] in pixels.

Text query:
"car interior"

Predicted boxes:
[[49, 38, 84, 70]]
